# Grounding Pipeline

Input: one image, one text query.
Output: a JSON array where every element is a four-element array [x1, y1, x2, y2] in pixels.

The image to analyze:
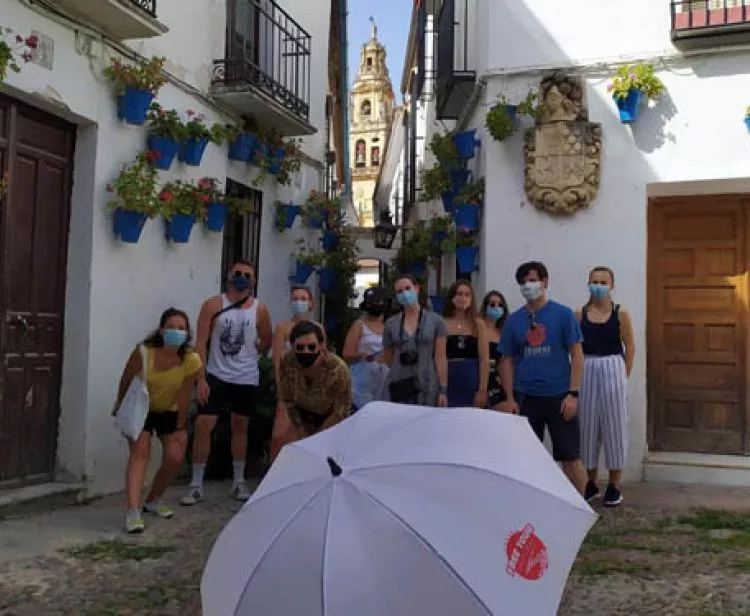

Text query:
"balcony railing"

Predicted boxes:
[[212, 0, 312, 132], [129, 0, 156, 18], [436, 0, 475, 120], [671, 0, 750, 41]]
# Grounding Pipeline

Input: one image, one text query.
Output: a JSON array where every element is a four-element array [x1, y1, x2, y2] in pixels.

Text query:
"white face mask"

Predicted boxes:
[[520, 281, 544, 302]]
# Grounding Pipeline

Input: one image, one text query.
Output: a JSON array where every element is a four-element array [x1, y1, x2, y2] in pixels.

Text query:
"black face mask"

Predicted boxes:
[[365, 305, 385, 317], [295, 352, 320, 368]]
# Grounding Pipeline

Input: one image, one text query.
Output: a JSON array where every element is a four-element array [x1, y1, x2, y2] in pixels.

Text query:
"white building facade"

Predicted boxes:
[[405, 0, 750, 485], [1, 0, 346, 496]]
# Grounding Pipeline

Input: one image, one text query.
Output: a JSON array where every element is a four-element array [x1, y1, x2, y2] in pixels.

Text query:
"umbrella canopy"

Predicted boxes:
[[202, 402, 596, 616]]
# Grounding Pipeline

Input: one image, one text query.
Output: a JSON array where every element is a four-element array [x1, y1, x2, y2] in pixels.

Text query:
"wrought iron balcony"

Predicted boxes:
[[212, 0, 314, 136], [436, 0, 476, 120], [48, 0, 167, 40], [671, 0, 750, 44]]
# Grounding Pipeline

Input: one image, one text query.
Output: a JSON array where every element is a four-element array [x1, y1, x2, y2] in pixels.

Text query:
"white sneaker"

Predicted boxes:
[[180, 486, 204, 506], [231, 482, 251, 502]]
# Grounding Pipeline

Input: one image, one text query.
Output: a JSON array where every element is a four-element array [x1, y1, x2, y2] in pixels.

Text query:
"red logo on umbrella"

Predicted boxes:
[[505, 524, 548, 581]]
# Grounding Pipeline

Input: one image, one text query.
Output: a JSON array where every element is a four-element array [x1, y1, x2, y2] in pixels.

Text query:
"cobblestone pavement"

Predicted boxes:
[[2, 482, 750, 615]]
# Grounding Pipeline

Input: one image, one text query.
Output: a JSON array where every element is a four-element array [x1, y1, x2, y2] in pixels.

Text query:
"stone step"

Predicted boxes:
[[0, 482, 86, 520], [644, 451, 750, 487]]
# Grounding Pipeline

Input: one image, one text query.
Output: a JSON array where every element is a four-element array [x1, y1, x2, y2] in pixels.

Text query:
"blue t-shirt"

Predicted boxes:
[[498, 300, 583, 396]]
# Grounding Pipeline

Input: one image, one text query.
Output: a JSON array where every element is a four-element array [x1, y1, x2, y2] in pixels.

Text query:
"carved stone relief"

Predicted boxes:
[[523, 74, 602, 216]]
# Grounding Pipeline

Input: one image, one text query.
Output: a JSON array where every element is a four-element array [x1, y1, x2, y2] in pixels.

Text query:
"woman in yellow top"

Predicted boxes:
[[113, 307, 202, 534]]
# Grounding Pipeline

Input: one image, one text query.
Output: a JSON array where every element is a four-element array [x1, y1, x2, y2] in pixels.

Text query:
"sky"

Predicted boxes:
[[347, 0, 412, 100]]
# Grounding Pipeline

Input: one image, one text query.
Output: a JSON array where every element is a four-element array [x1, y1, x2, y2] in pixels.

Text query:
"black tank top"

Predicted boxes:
[[581, 305, 624, 357], [446, 335, 479, 359]]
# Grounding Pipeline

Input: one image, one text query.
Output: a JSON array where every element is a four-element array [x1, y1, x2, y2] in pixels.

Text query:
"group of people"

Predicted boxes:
[[112, 258, 633, 534]]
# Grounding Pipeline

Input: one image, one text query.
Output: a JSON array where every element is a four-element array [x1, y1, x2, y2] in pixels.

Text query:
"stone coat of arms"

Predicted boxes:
[[523, 75, 602, 216]]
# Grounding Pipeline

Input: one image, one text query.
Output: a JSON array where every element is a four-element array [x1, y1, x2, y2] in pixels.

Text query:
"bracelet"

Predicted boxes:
[[567, 390, 579, 398], [438, 385, 448, 395]]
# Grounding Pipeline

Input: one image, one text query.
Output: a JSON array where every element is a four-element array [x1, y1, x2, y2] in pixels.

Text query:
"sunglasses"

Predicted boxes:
[[294, 343, 318, 352], [233, 271, 253, 279]]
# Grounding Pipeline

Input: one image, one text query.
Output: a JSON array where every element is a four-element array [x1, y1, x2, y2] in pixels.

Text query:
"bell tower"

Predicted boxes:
[[349, 17, 395, 227]]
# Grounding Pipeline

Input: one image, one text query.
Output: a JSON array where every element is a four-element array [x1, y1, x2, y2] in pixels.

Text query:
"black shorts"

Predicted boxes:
[[143, 411, 179, 437], [516, 392, 580, 462], [197, 373, 258, 417]]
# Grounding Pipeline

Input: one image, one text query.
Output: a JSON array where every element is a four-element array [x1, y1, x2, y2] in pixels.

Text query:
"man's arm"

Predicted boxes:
[[499, 355, 515, 402], [255, 303, 273, 354], [620, 309, 636, 377], [321, 361, 352, 430], [195, 296, 221, 368], [569, 342, 583, 392]]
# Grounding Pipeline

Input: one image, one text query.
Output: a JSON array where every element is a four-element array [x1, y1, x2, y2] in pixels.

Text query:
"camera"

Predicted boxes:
[[399, 350, 419, 366]]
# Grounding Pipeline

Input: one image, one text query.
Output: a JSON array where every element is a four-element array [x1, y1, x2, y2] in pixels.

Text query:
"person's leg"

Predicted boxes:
[[144, 414, 186, 518], [517, 394, 547, 442], [601, 356, 629, 506], [546, 396, 587, 496], [125, 426, 152, 533], [579, 357, 602, 501], [229, 385, 256, 501]]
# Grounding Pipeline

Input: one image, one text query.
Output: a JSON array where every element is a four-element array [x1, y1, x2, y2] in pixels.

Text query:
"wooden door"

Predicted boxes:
[[648, 195, 750, 454], [0, 95, 74, 484]]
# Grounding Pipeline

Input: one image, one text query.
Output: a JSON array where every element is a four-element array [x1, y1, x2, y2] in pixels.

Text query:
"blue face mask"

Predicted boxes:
[[486, 306, 505, 321], [231, 274, 252, 292], [162, 329, 187, 349], [290, 300, 309, 315], [397, 289, 418, 307], [588, 283, 610, 300]]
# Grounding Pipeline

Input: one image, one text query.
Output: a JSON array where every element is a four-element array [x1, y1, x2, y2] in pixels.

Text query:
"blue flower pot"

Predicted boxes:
[[322, 230, 339, 251], [454, 203, 481, 231], [205, 201, 227, 232], [228, 133, 260, 162], [441, 191, 456, 214], [450, 168, 471, 194], [615, 88, 644, 124], [147, 135, 179, 170], [430, 295, 446, 314], [744, 117, 750, 133], [456, 246, 479, 275], [267, 147, 286, 175], [432, 230, 448, 247], [113, 208, 148, 243], [305, 208, 325, 229], [276, 203, 300, 230], [293, 261, 315, 284], [117, 87, 153, 125], [178, 138, 209, 166], [166, 213, 196, 243], [319, 267, 336, 293], [504, 104, 518, 121], [452, 129, 481, 159], [406, 262, 427, 278]]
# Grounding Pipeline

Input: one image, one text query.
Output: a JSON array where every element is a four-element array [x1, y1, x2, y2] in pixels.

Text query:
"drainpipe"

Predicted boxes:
[[339, 0, 352, 201]]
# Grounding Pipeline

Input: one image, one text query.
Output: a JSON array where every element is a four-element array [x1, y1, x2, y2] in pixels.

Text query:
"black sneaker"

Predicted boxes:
[[584, 481, 600, 502], [603, 484, 623, 507]]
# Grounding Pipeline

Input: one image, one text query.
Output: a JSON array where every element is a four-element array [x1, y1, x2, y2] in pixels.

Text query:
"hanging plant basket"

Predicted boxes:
[[205, 201, 227, 232], [454, 203, 481, 231], [319, 267, 336, 293], [113, 208, 148, 244], [430, 295, 446, 314], [228, 132, 260, 162], [452, 130, 481, 160], [304, 208, 325, 229], [293, 261, 315, 284], [275, 203, 301, 231], [615, 88, 644, 124], [179, 138, 209, 166], [456, 246, 479, 275], [165, 213, 196, 243], [117, 87, 154, 126], [405, 262, 427, 278], [147, 135, 179, 171], [267, 147, 286, 175], [450, 168, 471, 194], [322, 230, 340, 251]]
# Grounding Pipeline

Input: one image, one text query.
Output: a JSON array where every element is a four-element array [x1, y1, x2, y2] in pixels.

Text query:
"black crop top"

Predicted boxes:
[[581, 305, 624, 357], [446, 334, 479, 360]]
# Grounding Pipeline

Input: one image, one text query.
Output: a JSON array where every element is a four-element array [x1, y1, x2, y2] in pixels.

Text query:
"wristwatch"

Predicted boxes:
[[438, 385, 448, 395], [567, 390, 579, 398]]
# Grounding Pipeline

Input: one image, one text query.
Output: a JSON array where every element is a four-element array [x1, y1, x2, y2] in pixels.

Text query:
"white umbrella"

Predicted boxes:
[[202, 402, 596, 616]]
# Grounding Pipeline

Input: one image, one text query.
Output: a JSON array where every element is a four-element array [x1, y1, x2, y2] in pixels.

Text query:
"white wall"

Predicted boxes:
[[4, 0, 330, 494]]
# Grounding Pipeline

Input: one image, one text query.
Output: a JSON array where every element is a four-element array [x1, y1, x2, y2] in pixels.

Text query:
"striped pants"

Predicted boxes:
[[579, 355, 628, 470]]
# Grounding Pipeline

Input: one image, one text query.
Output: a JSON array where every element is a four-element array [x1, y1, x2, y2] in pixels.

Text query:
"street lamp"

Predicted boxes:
[[373, 209, 397, 249]]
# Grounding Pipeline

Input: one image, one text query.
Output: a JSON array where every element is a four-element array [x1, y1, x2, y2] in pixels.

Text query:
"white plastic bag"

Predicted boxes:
[[114, 345, 150, 441]]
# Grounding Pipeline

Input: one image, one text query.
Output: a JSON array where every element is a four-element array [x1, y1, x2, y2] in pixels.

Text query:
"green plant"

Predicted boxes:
[[608, 63, 665, 101], [302, 190, 342, 227], [196, 177, 224, 204], [103, 56, 168, 95], [106, 152, 160, 216], [426, 215, 456, 256], [294, 239, 327, 267], [145, 103, 185, 140], [322, 229, 360, 353], [224, 117, 259, 142], [273, 200, 296, 232], [0, 28, 38, 83], [252, 128, 302, 187], [517, 90, 539, 119], [429, 131, 460, 166], [744, 105, 750, 119], [455, 177, 484, 205], [420, 166, 451, 202], [184, 110, 226, 144], [419, 130, 461, 202], [158, 180, 206, 220], [486, 97, 517, 142], [392, 220, 434, 270]]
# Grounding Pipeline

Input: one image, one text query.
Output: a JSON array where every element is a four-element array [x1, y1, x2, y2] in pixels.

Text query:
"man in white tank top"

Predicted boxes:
[[181, 261, 272, 505]]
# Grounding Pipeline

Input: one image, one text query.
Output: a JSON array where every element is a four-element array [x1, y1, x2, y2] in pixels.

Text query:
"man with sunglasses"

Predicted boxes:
[[498, 261, 587, 496], [279, 320, 352, 438], [181, 260, 273, 506]]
